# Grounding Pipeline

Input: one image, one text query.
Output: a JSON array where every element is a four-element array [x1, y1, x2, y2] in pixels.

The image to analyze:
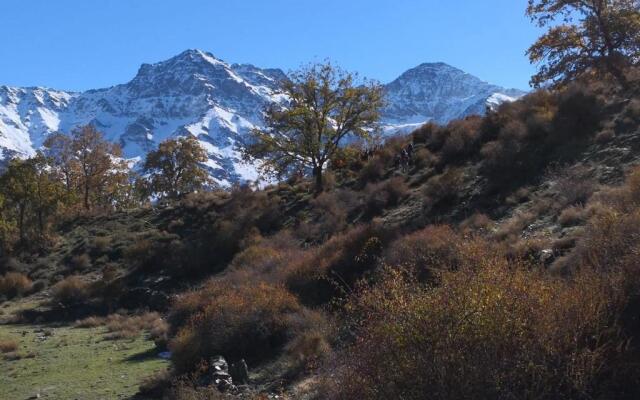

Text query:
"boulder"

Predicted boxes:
[[230, 359, 249, 385], [210, 356, 234, 392], [539, 249, 555, 265]]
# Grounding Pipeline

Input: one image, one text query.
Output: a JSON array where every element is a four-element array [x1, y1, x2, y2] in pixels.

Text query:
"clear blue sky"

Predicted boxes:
[[0, 0, 541, 92]]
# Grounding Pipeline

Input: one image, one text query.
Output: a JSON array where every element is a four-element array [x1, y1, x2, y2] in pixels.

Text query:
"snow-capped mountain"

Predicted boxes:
[[0, 50, 524, 185], [381, 62, 525, 133]]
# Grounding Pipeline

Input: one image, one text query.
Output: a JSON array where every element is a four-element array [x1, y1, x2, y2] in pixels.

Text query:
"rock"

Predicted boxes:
[[210, 356, 234, 392], [540, 249, 555, 265], [230, 359, 249, 385]]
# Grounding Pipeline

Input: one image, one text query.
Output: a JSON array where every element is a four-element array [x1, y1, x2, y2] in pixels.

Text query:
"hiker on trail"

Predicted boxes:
[[401, 149, 409, 172], [406, 143, 414, 159]]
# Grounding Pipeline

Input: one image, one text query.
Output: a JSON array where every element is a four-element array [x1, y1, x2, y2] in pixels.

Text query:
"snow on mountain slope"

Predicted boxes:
[[0, 51, 525, 184], [381, 62, 525, 134]]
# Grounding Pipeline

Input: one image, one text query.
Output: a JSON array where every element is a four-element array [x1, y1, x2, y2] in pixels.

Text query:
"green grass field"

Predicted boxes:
[[0, 323, 169, 400]]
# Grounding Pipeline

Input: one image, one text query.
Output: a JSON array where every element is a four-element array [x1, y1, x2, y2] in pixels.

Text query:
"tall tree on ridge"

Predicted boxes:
[[527, 0, 640, 88], [244, 62, 384, 193]]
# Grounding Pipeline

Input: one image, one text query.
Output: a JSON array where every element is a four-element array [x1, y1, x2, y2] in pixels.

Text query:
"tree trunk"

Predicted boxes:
[[84, 183, 90, 210], [607, 59, 630, 90], [18, 204, 25, 242], [313, 166, 323, 193], [594, 5, 630, 90]]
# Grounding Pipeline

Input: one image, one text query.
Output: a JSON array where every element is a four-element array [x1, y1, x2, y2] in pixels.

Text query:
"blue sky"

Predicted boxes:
[[0, 0, 542, 91]]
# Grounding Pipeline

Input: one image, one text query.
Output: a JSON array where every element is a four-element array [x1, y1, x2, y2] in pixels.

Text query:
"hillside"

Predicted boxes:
[[0, 73, 639, 399]]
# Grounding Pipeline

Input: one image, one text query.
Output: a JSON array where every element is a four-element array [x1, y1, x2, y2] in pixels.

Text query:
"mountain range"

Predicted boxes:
[[0, 49, 525, 185]]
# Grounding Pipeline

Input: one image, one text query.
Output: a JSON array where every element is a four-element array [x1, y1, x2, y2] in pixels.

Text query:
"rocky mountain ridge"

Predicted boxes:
[[0, 50, 523, 185]]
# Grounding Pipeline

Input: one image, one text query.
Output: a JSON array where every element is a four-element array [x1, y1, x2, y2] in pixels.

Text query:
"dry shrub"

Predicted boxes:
[[196, 187, 284, 271], [223, 231, 304, 290], [422, 167, 464, 207], [75, 312, 167, 341], [286, 330, 332, 372], [590, 167, 640, 213], [0, 272, 33, 299], [308, 190, 356, 239], [439, 116, 483, 163], [595, 128, 616, 143], [412, 122, 438, 144], [0, 338, 18, 353], [104, 312, 165, 340], [51, 275, 90, 305], [364, 177, 409, 216], [74, 316, 103, 328], [164, 383, 234, 400], [558, 205, 587, 227], [553, 165, 597, 206], [91, 236, 111, 254], [70, 253, 91, 271], [505, 187, 531, 206], [624, 98, 640, 120], [384, 225, 463, 281], [139, 370, 172, 398], [181, 190, 229, 211], [412, 147, 435, 170], [325, 242, 634, 400], [459, 213, 493, 233], [123, 238, 154, 266], [494, 211, 536, 242], [286, 223, 392, 306], [507, 237, 550, 260], [169, 281, 307, 373], [358, 156, 386, 183], [549, 167, 640, 277], [150, 317, 170, 349], [480, 85, 603, 188]]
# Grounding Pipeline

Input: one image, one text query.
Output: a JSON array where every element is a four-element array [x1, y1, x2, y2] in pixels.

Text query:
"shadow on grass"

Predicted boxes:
[[124, 347, 158, 363]]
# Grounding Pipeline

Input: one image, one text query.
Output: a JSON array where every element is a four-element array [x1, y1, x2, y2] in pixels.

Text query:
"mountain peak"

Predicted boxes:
[[172, 49, 225, 65]]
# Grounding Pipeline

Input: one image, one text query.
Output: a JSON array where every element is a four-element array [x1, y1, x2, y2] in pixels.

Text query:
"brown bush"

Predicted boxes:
[[0, 272, 33, 299], [553, 165, 597, 206], [75, 312, 167, 341], [0, 338, 18, 353], [286, 223, 392, 306], [74, 316, 103, 328], [51, 275, 91, 305], [70, 253, 91, 271], [560, 167, 640, 277], [422, 167, 464, 207], [91, 236, 112, 254], [169, 281, 307, 373], [412, 122, 438, 144], [358, 156, 386, 183], [411, 147, 435, 170], [493, 211, 537, 242], [324, 242, 634, 400], [558, 205, 586, 227], [439, 116, 483, 163], [624, 98, 640, 120], [595, 128, 616, 143], [479, 85, 603, 189], [307, 190, 355, 239], [459, 213, 493, 233], [384, 225, 463, 280], [364, 177, 409, 216]]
